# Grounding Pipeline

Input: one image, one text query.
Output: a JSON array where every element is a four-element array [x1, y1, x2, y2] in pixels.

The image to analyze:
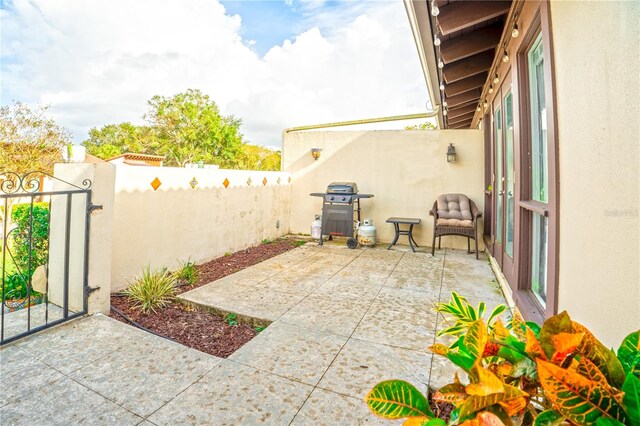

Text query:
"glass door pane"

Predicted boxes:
[[527, 32, 549, 308], [494, 107, 503, 246], [504, 92, 515, 257], [531, 213, 548, 306], [529, 34, 548, 202]]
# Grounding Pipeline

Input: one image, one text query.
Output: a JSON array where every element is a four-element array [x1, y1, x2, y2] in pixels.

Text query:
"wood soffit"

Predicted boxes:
[[429, 0, 515, 128], [447, 103, 477, 119]]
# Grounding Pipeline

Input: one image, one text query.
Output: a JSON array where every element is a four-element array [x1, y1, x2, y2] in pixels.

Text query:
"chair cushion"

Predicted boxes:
[[437, 218, 474, 227], [437, 194, 473, 221]]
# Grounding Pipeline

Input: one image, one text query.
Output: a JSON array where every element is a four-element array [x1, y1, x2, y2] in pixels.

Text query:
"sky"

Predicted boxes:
[[0, 0, 430, 149]]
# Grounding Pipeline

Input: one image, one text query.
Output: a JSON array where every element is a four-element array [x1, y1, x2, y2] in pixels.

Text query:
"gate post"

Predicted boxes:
[[53, 162, 116, 314]]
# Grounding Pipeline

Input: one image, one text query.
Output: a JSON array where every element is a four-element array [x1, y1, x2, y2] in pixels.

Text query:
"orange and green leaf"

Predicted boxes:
[[573, 357, 624, 404], [459, 411, 506, 426], [510, 310, 528, 340], [466, 367, 504, 396], [498, 395, 528, 417], [464, 320, 488, 362], [430, 343, 450, 356], [550, 332, 584, 364], [430, 341, 476, 372], [540, 311, 573, 360], [495, 362, 513, 378], [434, 382, 467, 405], [493, 318, 510, 340], [452, 384, 527, 423], [526, 326, 547, 360], [366, 380, 434, 420], [572, 321, 626, 388], [402, 417, 431, 426], [536, 359, 627, 425]]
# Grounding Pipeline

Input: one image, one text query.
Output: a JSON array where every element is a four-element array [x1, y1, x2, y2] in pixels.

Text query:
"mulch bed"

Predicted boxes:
[[109, 238, 306, 357], [430, 397, 454, 423], [178, 238, 306, 295]]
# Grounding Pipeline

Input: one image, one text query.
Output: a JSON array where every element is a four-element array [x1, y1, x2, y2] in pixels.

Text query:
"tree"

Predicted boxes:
[[0, 102, 69, 175], [0, 102, 70, 234], [82, 122, 156, 160], [236, 145, 281, 171], [82, 89, 286, 170], [405, 121, 436, 130], [145, 89, 244, 168]]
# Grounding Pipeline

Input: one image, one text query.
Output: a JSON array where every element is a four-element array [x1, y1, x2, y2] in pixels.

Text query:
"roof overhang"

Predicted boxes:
[[405, 0, 519, 129], [404, 0, 444, 128]]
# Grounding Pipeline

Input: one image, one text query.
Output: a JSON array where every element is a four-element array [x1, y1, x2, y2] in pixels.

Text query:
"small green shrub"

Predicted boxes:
[[10, 202, 50, 275], [261, 239, 273, 244], [292, 240, 306, 247], [255, 325, 266, 333], [224, 313, 238, 326], [2, 271, 40, 300], [123, 266, 176, 314], [173, 259, 199, 286]]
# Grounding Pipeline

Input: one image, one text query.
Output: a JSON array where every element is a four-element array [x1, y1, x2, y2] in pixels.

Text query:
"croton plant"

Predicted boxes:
[[366, 292, 640, 426]]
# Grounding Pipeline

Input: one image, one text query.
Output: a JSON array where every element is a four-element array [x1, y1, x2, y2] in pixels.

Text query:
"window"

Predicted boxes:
[[527, 33, 549, 307], [529, 34, 548, 203], [504, 92, 515, 257], [495, 107, 503, 246]]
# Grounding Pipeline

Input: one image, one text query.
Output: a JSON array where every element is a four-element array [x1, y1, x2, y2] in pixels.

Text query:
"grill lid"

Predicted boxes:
[[326, 182, 358, 194]]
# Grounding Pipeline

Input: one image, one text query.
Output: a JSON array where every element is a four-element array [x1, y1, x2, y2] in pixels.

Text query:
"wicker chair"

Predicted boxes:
[[429, 194, 482, 259]]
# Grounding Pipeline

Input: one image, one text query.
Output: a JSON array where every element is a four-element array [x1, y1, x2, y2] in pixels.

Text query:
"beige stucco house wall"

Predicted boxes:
[[283, 129, 485, 250], [550, 1, 640, 346]]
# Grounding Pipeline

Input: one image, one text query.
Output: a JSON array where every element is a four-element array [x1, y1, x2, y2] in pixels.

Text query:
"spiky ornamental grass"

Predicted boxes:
[[123, 266, 177, 314]]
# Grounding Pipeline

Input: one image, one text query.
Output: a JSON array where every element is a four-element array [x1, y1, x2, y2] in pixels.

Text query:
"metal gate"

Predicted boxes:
[[1, 172, 95, 345]]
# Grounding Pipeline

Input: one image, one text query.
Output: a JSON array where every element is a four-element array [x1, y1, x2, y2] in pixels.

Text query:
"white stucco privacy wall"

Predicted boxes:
[[550, 1, 640, 347], [110, 166, 291, 292], [283, 130, 484, 250]]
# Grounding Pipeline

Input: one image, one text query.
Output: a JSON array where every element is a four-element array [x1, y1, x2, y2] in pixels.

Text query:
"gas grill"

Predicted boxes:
[[310, 182, 374, 248]]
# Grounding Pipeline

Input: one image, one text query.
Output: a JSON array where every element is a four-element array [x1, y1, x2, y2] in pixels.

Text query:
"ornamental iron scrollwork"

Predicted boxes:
[[0, 171, 92, 195]]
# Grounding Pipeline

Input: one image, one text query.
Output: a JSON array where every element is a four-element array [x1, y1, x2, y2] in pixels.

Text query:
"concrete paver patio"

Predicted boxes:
[[0, 243, 505, 425]]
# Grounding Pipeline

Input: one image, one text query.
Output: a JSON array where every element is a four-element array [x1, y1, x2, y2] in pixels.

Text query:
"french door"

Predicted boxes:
[[492, 77, 516, 283]]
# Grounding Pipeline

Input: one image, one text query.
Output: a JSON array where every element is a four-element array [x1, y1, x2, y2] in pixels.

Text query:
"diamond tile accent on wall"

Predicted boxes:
[[151, 177, 162, 191], [262, 177, 267, 186], [223, 178, 230, 188], [277, 176, 281, 185], [246, 177, 252, 186], [189, 177, 198, 189], [288, 176, 292, 183]]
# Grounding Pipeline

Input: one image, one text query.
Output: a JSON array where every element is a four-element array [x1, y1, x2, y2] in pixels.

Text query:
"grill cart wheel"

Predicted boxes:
[[347, 238, 358, 249]]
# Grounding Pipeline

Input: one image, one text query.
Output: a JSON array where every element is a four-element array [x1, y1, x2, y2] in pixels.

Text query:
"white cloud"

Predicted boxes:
[[1, 0, 427, 148]]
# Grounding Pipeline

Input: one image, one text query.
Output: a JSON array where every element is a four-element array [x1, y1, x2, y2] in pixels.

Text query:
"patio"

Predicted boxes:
[[1, 243, 505, 425]]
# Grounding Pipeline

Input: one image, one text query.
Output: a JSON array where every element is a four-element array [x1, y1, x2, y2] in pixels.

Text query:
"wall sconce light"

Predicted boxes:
[[447, 143, 457, 163], [311, 148, 322, 160]]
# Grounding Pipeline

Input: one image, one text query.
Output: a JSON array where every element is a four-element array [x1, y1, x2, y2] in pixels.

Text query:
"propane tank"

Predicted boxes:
[[311, 215, 322, 240], [357, 218, 376, 247]]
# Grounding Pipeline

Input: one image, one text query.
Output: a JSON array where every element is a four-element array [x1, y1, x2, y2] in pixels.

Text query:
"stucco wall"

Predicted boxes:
[[550, 1, 640, 346], [111, 166, 291, 291], [51, 163, 116, 314], [283, 130, 485, 249]]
